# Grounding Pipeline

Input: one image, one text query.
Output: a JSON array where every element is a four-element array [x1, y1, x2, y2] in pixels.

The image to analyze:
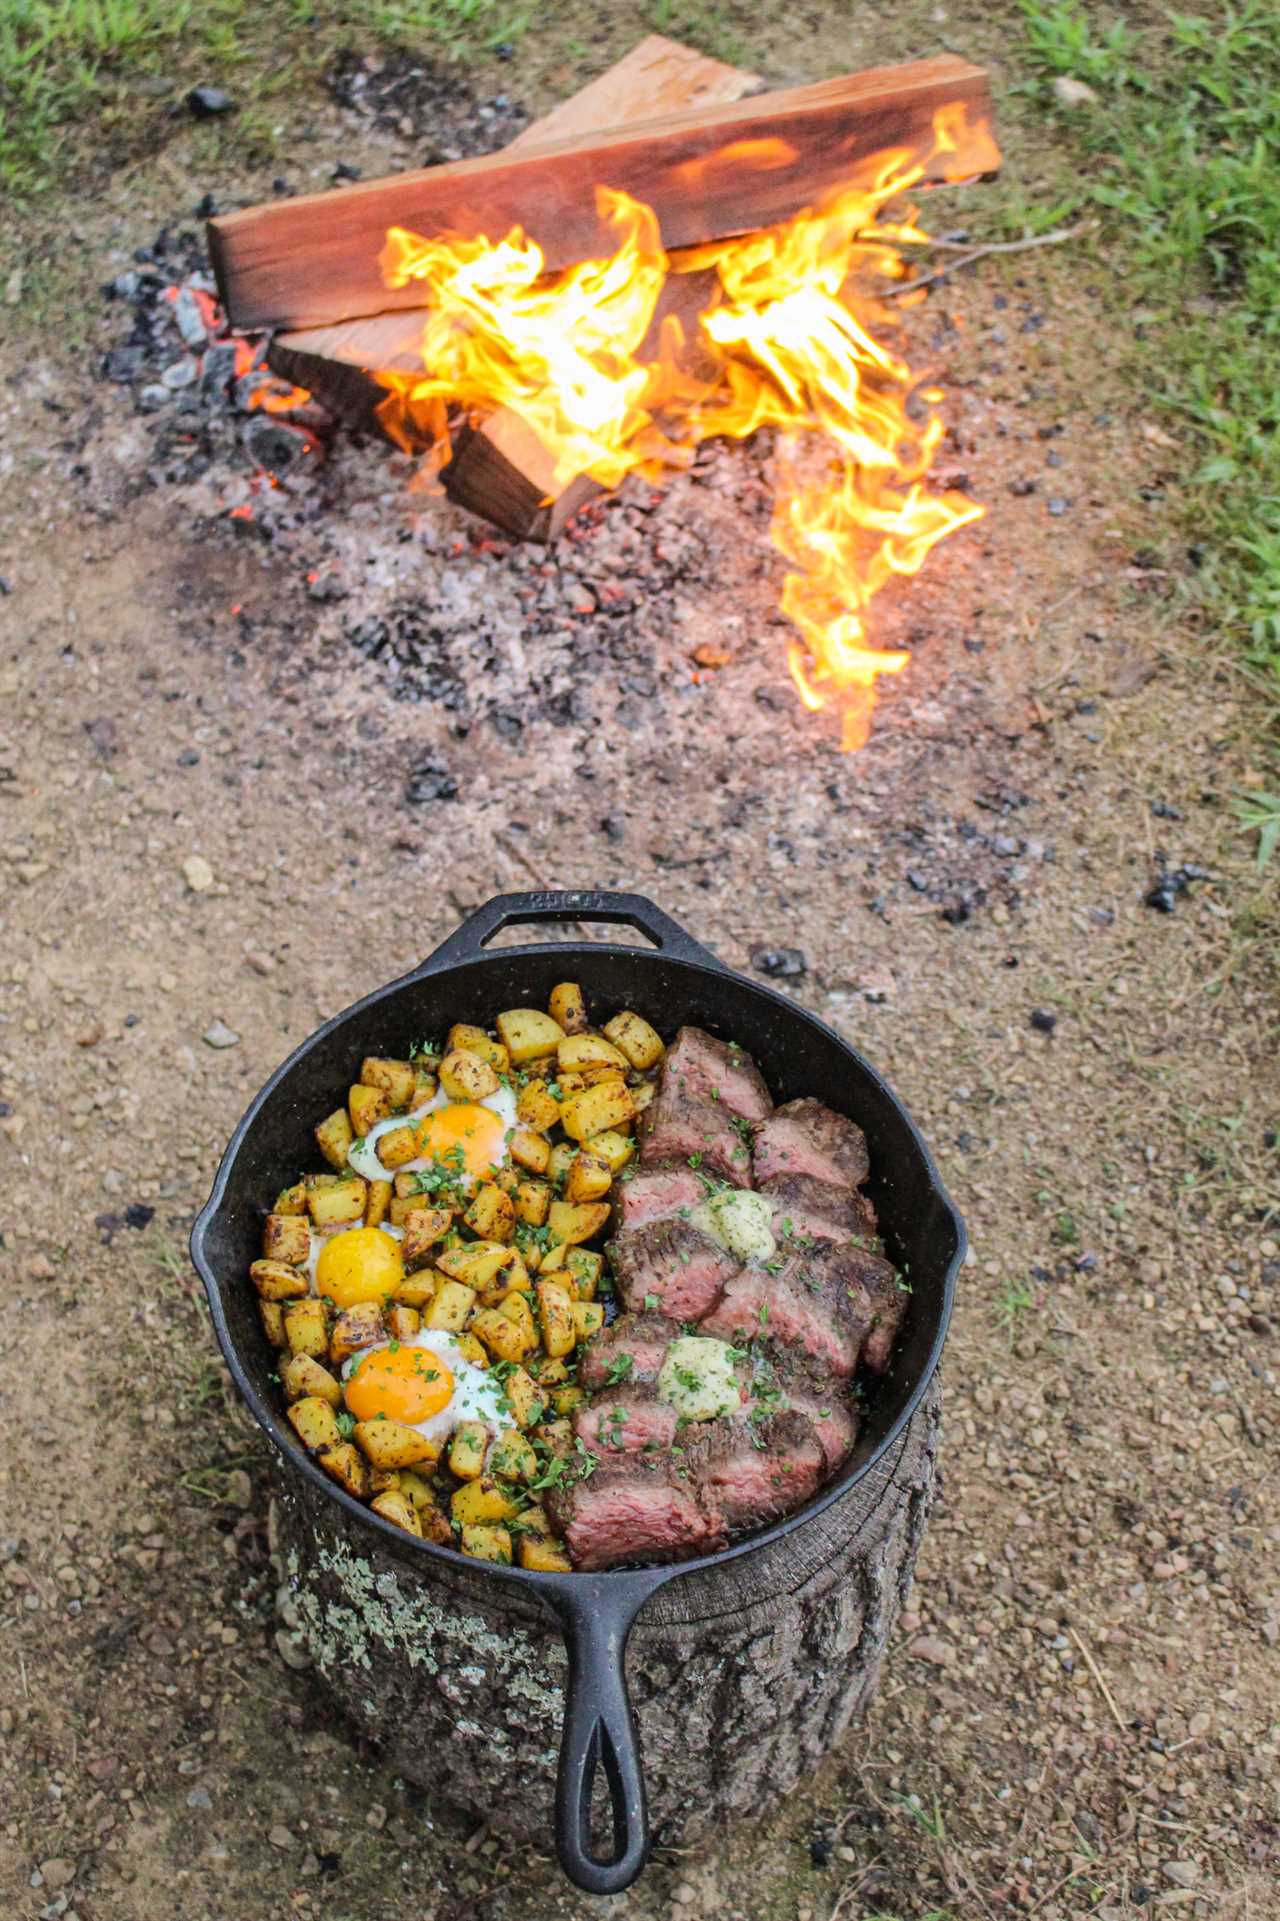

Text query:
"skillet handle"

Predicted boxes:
[[548, 1576, 659, 1896], [415, 890, 720, 975]]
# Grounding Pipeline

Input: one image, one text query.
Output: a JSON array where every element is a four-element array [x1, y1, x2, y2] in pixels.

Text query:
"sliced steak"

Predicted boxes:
[[577, 1310, 679, 1393], [750, 1343, 859, 1469], [610, 1219, 740, 1323], [686, 1410, 826, 1528], [765, 1173, 878, 1248], [662, 1026, 773, 1122], [859, 1254, 908, 1373], [702, 1244, 875, 1377], [575, 1395, 679, 1458], [613, 1162, 705, 1235], [752, 1097, 869, 1189], [639, 1086, 751, 1185], [551, 1454, 726, 1571]]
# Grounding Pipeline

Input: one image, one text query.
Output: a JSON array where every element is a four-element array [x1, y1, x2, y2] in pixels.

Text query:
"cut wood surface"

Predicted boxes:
[[213, 56, 994, 333], [442, 411, 604, 541], [268, 33, 753, 423]]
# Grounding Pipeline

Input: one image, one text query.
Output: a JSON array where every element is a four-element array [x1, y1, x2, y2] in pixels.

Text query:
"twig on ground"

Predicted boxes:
[[1068, 1625, 1127, 1731], [884, 221, 1094, 297]]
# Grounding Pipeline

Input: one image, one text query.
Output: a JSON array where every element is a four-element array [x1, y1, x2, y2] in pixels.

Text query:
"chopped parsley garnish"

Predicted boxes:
[[604, 1354, 635, 1386]]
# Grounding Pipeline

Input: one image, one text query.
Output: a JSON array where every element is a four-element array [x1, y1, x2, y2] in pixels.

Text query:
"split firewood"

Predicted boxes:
[[268, 37, 756, 537], [211, 57, 995, 334]]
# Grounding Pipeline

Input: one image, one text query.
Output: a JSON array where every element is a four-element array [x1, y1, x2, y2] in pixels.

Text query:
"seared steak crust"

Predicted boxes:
[[638, 1026, 769, 1183], [577, 1310, 681, 1392], [686, 1410, 826, 1528], [610, 1219, 739, 1323], [612, 1162, 706, 1234], [753, 1098, 870, 1188], [764, 1173, 878, 1247], [662, 1026, 773, 1122], [701, 1243, 876, 1378]]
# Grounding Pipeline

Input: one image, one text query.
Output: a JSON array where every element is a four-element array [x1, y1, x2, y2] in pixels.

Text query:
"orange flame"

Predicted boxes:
[[377, 102, 1000, 747]]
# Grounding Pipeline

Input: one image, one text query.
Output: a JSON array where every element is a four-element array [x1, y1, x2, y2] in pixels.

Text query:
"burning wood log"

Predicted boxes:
[[210, 56, 995, 335], [267, 37, 757, 537]]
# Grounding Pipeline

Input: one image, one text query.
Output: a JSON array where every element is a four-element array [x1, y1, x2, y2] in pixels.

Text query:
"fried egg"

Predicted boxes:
[[309, 1223, 405, 1309], [347, 1082, 518, 1190], [341, 1329, 510, 1443]]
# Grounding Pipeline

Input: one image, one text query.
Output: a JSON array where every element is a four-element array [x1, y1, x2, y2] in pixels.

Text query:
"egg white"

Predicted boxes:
[[346, 1083, 518, 1188], [305, 1221, 403, 1291], [341, 1329, 511, 1444]]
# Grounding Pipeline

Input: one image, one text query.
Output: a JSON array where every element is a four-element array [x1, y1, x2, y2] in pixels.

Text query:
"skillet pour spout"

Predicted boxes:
[[190, 889, 964, 1892]]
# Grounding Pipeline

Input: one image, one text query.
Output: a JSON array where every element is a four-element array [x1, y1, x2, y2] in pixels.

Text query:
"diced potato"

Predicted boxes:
[[537, 1417, 575, 1454], [262, 1212, 310, 1266], [281, 1354, 342, 1405], [503, 1365, 545, 1430], [401, 1206, 452, 1268], [561, 1080, 635, 1143], [274, 1181, 308, 1216], [250, 1258, 308, 1302], [509, 1127, 551, 1175], [287, 1395, 341, 1452], [368, 1466, 400, 1494], [517, 1081, 561, 1132], [453, 1332, 489, 1369], [550, 1385, 585, 1416], [565, 1247, 603, 1300], [315, 1107, 355, 1171], [329, 1299, 384, 1366], [365, 1178, 392, 1229], [258, 1300, 287, 1348], [284, 1298, 329, 1359], [461, 1524, 513, 1564], [394, 1270, 438, 1309], [349, 1082, 389, 1134], [385, 1304, 420, 1341], [490, 1430, 538, 1483], [449, 1421, 489, 1480], [447, 1023, 510, 1073], [423, 1279, 476, 1332], [573, 1300, 605, 1342], [412, 1068, 438, 1108], [470, 1306, 536, 1364], [502, 1249, 533, 1292], [586, 1129, 634, 1174], [396, 1467, 436, 1508], [436, 1242, 513, 1290], [371, 1489, 422, 1536], [388, 1194, 416, 1228], [518, 1528, 572, 1572], [548, 981, 588, 1034], [566, 1150, 612, 1204], [536, 1279, 576, 1359], [317, 1441, 369, 1498], [547, 1141, 577, 1187], [603, 1010, 665, 1071], [540, 1243, 568, 1272], [532, 1354, 570, 1385], [548, 1199, 611, 1246], [538, 1266, 578, 1303], [354, 1419, 440, 1469], [465, 1183, 515, 1243], [557, 1071, 587, 1096], [361, 1057, 417, 1106], [438, 1047, 500, 1101], [375, 1125, 420, 1171], [307, 1178, 367, 1229], [515, 1179, 552, 1227], [452, 1478, 521, 1526], [495, 1008, 564, 1064], [557, 1032, 629, 1073], [498, 1289, 538, 1342], [631, 1081, 656, 1116]]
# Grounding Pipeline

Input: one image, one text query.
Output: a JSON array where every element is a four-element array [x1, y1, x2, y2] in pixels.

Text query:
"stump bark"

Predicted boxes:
[[273, 1375, 941, 1844]]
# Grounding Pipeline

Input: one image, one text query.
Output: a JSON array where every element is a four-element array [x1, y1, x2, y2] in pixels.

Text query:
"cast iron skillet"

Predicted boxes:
[[190, 890, 964, 1895]]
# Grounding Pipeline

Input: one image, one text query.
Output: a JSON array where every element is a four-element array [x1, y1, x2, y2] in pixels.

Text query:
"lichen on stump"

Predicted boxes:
[[274, 1375, 941, 1844]]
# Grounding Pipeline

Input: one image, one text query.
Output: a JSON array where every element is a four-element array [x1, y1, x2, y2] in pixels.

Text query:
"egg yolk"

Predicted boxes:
[[345, 1345, 455, 1425], [414, 1101, 506, 1183], [314, 1227, 404, 1309]]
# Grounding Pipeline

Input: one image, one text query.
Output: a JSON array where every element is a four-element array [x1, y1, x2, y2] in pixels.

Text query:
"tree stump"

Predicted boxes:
[[273, 1376, 941, 1844]]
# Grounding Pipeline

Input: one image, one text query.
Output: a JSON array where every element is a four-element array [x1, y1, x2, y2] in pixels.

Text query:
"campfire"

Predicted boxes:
[[206, 40, 1000, 750]]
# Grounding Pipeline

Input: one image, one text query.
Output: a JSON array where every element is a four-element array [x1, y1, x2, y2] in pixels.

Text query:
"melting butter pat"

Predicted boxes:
[[690, 1189, 776, 1265], [658, 1336, 741, 1423]]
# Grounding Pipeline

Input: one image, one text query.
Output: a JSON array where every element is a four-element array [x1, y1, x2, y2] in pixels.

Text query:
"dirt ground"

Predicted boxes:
[[1, 15, 1277, 1921]]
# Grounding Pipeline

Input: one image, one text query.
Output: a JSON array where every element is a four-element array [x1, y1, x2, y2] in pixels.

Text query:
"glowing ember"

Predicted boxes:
[[376, 103, 1000, 749]]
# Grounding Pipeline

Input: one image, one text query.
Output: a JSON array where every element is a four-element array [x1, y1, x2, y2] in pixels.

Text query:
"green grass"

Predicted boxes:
[[1015, 0, 1280, 852], [0, 0, 529, 197]]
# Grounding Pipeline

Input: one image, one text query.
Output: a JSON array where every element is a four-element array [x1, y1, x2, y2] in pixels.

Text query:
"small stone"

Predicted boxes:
[[908, 1635, 953, 1666], [366, 1805, 388, 1830], [183, 854, 215, 892], [268, 1824, 294, 1850], [38, 1861, 75, 1892], [1030, 1008, 1057, 1033], [172, 287, 209, 348], [275, 1628, 312, 1671], [405, 761, 459, 804], [138, 384, 171, 413], [224, 1468, 252, 1508], [751, 947, 808, 980], [1162, 1862, 1197, 1888], [1047, 497, 1070, 516], [202, 1020, 240, 1050], [187, 86, 235, 118], [244, 950, 274, 975], [161, 357, 199, 390], [243, 414, 311, 474], [186, 1786, 212, 1810], [4, 266, 23, 303], [1053, 75, 1099, 108]]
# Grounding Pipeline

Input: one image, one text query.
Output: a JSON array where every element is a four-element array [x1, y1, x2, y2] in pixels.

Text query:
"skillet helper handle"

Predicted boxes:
[[416, 889, 720, 975], [553, 1582, 652, 1895]]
